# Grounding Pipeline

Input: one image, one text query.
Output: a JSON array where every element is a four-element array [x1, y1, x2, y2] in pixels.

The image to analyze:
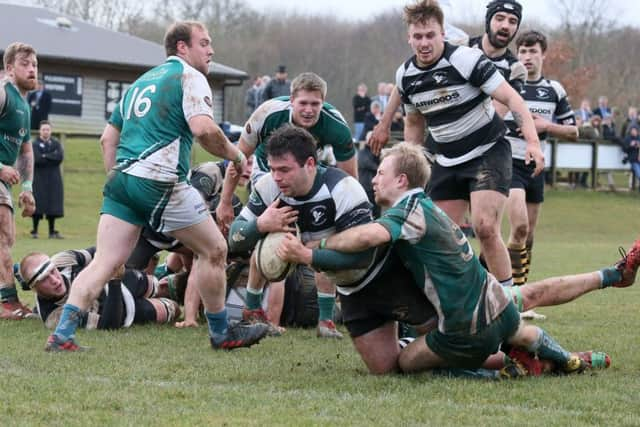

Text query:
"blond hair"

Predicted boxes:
[[381, 142, 431, 189], [403, 0, 444, 27], [3, 42, 36, 69], [290, 72, 327, 99]]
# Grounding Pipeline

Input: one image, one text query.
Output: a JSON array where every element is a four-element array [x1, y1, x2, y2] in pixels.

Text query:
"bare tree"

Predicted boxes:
[[33, 0, 144, 31]]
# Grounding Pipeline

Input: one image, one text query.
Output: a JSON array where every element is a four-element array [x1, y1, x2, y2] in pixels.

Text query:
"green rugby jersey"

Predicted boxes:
[[0, 79, 31, 166], [241, 96, 355, 172], [109, 56, 214, 183], [377, 188, 509, 334]]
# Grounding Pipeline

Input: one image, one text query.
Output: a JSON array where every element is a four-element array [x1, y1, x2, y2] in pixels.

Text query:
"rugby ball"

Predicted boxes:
[[255, 232, 297, 282]]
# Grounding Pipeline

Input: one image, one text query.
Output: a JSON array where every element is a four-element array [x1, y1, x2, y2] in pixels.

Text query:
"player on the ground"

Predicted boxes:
[[20, 249, 180, 330], [44, 21, 269, 352], [228, 125, 373, 339], [0, 42, 37, 320], [298, 142, 636, 377], [216, 72, 357, 232], [506, 30, 578, 287]]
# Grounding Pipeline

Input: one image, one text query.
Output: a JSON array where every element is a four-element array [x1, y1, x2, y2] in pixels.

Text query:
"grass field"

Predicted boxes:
[[2, 138, 640, 426]]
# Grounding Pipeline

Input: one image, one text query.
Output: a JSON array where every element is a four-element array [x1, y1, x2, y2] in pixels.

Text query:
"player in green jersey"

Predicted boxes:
[[45, 21, 268, 352], [0, 42, 37, 320], [280, 142, 638, 377]]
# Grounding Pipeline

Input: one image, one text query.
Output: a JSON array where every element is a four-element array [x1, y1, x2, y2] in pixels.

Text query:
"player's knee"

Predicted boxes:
[[473, 220, 500, 241], [512, 222, 529, 242], [198, 240, 227, 266]]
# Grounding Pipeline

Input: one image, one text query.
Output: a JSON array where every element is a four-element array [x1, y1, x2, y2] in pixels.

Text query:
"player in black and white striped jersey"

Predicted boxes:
[[505, 30, 578, 289], [395, 0, 543, 291]]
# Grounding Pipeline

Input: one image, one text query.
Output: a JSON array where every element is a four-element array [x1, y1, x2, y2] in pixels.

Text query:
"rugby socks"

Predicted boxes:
[[398, 337, 415, 349], [97, 280, 124, 329], [508, 243, 528, 286], [245, 287, 263, 310], [206, 309, 228, 337], [526, 326, 571, 367], [524, 240, 534, 283], [599, 267, 622, 288], [0, 285, 18, 303], [53, 303, 82, 341], [499, 277, 513, 287], [153, 263, 174, 279], [317, 292, 335, 321]]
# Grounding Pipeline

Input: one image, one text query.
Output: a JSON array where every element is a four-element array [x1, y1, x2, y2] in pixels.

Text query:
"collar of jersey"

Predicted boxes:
[[392, 187, 424, 207]]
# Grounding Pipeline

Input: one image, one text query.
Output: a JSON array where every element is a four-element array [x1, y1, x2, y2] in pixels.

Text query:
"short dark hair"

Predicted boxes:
[[164, 21, 205, 57], [265, 125, 317, 167], [516, 30, 547, 53], [39, 120, 51, 128]]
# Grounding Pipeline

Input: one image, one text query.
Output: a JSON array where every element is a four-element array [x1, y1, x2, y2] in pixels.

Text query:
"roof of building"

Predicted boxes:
[[0, 3, 248, 80]]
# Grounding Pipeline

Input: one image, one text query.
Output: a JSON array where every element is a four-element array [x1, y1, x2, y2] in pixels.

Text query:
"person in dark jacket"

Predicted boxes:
[[31, 121, 64, 239], [260, 65, 291, 103]]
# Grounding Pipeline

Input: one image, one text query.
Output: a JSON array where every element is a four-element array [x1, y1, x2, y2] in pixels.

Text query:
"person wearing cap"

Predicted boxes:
[[19, 248, 181, 331], [260, 65, 291, 104]]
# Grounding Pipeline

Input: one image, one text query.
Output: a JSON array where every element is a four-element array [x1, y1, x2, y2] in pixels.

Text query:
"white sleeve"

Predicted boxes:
[[181, 67, 214, 122], [240, 99, 281, 150]]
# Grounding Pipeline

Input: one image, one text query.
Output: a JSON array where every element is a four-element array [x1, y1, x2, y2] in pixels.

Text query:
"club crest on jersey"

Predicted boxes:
[[310, 206, 327, 226], [18, 128, 26, 137], [204, 96, 212, 107], [433, 71, 448, 85], [536, 88, 551, 99], [245, 123, 252, 134]]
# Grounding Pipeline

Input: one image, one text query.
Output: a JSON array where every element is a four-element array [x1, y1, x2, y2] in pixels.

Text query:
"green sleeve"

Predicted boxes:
[[375, 206, 405, 242], [108, 99, 124, 129], [311, 248, 374, 270], [228, 216, 264, 254]]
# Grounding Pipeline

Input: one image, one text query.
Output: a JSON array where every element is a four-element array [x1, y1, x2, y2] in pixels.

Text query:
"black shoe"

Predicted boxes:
[[30, 230, 38, 239], [210, 321, 269, 350], [49, 231, 64, 239]]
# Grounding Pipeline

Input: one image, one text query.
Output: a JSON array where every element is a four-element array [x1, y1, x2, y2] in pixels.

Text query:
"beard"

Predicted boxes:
[[15, 75, 37, 92], [488, 28, 515, 49]]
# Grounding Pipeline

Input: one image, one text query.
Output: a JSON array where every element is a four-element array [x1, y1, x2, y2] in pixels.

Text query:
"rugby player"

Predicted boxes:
[[506, 30, 578, 286], [307, 142, 640, 377], [44, 21, 269, 352], [20, 249, 180, 330], [216, 72, 357, 231], [228, 125, 373, 339], [390, 0, 543, 292], [219, 74, 356, 329], [0, 42, 37, 320]]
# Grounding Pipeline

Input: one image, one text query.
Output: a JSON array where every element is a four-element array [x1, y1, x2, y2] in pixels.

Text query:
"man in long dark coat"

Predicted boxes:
[[31, 120, 64, 238]]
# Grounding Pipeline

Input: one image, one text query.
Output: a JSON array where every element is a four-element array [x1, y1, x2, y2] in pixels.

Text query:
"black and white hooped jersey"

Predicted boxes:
[[505, 77, 576, 160], [35, 248, 95, 324], [239, 166, 372, 243], [468, 36, 525, 93], [396, 42, 507, 167]]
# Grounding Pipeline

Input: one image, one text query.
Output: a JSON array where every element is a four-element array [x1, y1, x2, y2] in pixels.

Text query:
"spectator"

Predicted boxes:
[[593, 95, 612, 121], [27, 80, 52, 130], [352, 83, 370, 141], [621, 106, 638, 138], [575, 98, 592, 122], [244, 75, 263, 119], [371, 82, 389, 112], [256, 75, 271, 104], [260, 65, 290, 103], [590, 114, 622, 191], [363, 100, 382, 138], [31, 120, 64, 239], [624, 126, 640, 187]]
